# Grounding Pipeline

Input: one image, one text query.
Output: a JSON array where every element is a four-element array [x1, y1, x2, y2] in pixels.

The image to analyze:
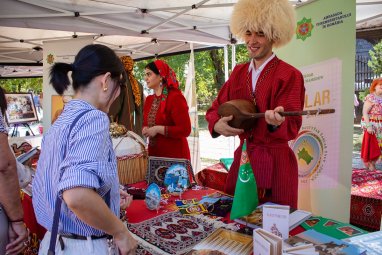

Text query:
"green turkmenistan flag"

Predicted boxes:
[[230, 140, 259, 220]]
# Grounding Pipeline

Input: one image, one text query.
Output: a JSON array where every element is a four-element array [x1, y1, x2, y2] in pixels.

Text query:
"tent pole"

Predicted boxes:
[[224, 45, 228, 82], [231, 44, 236, 70]]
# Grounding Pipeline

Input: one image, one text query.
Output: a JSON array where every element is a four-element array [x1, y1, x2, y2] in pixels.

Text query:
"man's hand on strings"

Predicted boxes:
[[265, 106, 285, 126]]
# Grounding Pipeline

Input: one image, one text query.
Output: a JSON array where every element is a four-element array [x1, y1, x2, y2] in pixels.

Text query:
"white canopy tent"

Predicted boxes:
[[0, 0, 381, 77]]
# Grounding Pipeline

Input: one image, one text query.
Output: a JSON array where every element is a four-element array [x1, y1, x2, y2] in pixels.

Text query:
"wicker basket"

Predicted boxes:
[[113, 132, 148, 185]]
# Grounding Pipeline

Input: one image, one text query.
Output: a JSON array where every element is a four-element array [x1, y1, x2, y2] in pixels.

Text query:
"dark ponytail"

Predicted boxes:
[[49, 63, 73, 95], [49, 44, 125, 95]]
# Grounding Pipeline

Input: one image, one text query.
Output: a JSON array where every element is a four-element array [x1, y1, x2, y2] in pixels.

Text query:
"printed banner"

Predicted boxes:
[[277, 0, 355, 222], [291, 59, 341, 188]]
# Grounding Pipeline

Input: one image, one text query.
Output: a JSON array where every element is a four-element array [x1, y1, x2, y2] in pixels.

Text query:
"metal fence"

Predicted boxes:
[[355, 55, 377, 92]]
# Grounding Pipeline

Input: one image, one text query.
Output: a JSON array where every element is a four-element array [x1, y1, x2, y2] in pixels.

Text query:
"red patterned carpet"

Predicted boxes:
[[350, 169, 382, 231]]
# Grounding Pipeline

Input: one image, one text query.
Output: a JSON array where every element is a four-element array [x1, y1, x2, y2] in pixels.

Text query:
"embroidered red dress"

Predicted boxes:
[[360, 93, 382, 164], [143, 89, 191, 160], [206, 57, 305, 208]]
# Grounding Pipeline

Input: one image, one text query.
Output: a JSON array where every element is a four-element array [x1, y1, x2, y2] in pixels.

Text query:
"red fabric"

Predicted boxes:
[[21, 191, 46, 254], [126, 181, 219, 223], [143, 89, 192, 180], [361, 131, 381, 163], [154, 59, 179, 116], [350, 169, 382, 231], [154, 60, 179, 90], [206, 57, 305, 208], [195, 163, 228, 192]]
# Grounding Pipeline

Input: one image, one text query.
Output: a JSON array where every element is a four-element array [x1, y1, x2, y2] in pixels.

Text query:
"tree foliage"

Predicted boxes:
[[368, 39, 382, 75], [0, 78, 43, 93], [0, 45, 249, 112]]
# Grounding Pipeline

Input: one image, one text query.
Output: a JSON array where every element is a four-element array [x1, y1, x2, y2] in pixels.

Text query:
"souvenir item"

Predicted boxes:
[[109, 122, 127, 137], [164, 164, 190, 195], [189, 228, 252, 255], [145, 183, 161, 210], [179, 204, 208, 215], [146, 156, 192, 187], [113, 131, 147, 184]]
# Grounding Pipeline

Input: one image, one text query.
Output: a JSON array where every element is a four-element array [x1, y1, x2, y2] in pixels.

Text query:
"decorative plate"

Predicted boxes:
[[145, 183, 161, 210], [164, 164, 190, 195]]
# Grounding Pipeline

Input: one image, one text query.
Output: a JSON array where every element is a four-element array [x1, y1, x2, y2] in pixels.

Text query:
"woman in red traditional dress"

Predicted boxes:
[[361, 78, 382, 170], [142, 60, 192, 177]]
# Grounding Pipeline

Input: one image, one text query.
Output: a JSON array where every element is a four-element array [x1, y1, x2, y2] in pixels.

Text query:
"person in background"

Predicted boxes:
[[31, 90, 42, 114], [0, 86, 29, 255], [354, 93, 359, 119], [109, 56, 144, 137], [32, 44, 137, 255], [142, 60, 192, 179], [361, 78, 382, 170], [205, 0, 305, 208]]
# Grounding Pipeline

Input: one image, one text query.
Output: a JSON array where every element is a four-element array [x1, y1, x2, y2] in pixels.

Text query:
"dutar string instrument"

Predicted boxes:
[[217, 99, 335, 130]]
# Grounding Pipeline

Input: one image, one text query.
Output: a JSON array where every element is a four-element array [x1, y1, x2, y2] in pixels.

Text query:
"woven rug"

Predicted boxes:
[[350, 169, 382, 231], [128, 211, 238, 255]]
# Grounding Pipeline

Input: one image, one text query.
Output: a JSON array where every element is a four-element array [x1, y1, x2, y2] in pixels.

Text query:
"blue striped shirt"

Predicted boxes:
[[32, 100, 120, 236], [0, 111, 8, 134]]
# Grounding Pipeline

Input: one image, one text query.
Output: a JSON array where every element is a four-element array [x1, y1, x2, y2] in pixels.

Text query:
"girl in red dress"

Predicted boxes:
[[142, 60, 192, 178], [361, 78, 382, 170]]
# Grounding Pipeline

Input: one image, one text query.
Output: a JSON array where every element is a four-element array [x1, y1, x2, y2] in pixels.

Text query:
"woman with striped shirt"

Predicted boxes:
[[32, 44, 137, 255]]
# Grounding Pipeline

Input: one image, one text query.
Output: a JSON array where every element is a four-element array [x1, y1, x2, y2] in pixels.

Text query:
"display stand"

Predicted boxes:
[[11, 123, 35, 137]]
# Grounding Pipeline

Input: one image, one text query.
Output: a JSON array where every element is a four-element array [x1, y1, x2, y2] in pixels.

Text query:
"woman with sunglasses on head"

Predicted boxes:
[[143, 60, 192, 181], [32, 44, 137, 255]]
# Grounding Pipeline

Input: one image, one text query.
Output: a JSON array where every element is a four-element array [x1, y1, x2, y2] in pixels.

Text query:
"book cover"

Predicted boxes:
[[263, 204, 290, 240], [284, 229, 366, 255], [16, 146, 38, 164], [289, 210, 312, 230], [253, 229, 271, 255], [253, 228, 282, 255], [301, 216, 367, 239], [347, 230, 382, 255]]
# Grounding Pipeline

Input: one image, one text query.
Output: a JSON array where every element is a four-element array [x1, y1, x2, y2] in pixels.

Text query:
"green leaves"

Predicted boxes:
[[0, 78, 43, 93], [368, 39, 382, 75]]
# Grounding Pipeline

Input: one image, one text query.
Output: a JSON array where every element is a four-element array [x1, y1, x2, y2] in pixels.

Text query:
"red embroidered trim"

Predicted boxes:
[[147, 96, 161, 147]]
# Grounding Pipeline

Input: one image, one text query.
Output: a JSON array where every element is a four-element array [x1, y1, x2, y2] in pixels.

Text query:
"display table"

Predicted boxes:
[[125, 182, 243, 255], [21, 179, 366, 255], [350, 169, 382, 231]]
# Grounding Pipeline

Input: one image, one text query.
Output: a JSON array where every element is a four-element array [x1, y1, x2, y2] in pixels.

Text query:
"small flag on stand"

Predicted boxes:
[[230, 140, 259, 220]]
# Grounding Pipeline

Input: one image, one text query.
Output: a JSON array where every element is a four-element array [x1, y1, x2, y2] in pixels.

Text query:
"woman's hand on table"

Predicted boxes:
[[120, 189, 133, 210], [114, 229, 137, 255]]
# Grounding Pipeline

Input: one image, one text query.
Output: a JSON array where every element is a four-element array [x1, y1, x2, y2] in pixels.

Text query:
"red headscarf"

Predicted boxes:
[[154, 60, 179, 89], [153, 60, 179, 114]]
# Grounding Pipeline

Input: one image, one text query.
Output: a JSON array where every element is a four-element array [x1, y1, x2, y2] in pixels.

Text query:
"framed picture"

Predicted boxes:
[[146, 156, 193, 187], [5, 93, 38, 124]]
